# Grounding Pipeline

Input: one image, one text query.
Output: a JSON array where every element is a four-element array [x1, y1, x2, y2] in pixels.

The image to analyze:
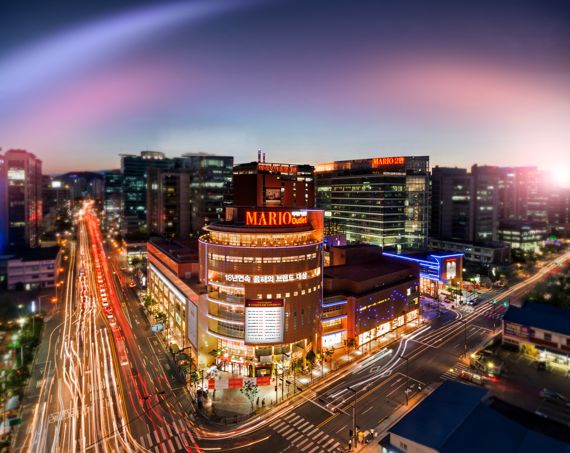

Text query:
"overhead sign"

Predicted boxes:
[[151, 323, 164, 333], [245, 210, 308, 226], [245, 299, 284, 344], [371, 157, 405, 168]]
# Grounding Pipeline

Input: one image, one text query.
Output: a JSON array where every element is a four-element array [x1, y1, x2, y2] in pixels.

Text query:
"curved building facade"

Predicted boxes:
[[199, 207, 324, 375]]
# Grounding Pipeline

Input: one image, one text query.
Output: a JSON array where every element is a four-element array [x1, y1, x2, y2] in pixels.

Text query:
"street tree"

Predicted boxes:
[[240, 380, 259, 413]]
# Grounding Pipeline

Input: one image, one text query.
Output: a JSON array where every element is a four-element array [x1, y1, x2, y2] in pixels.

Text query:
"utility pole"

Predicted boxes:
[[347, 386, 357, 450], [400, 355, 410, 406], [459, 320, 467, 357]]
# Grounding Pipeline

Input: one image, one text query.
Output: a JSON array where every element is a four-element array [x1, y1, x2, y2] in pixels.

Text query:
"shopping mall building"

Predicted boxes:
[[199, 206, 324, 376]]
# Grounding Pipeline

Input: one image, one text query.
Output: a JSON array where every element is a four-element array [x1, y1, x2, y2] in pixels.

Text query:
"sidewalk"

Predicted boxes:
[[355, 383, 439, 453]]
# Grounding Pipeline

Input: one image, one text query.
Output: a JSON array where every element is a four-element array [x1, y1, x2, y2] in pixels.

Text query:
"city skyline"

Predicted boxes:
[[1, 0, 569, 183]]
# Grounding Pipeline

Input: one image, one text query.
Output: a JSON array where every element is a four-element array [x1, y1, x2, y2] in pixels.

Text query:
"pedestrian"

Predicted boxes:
[[213, 389, 216, 399], [262, 397, 265, 407], [256, 396, 260, 406]]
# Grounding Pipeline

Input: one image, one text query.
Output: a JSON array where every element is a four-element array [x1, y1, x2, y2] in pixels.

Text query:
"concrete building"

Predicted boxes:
[[0, 149, 42, 253], [175, 153, 233, 233], [321, 245, 420, 350], [233, 155, 314, 209], [428, 238, 511, 266], [471, 165, 500, 242], [384, 250, 463, 298], [146, 238, 205, 363], [199, 206, 324, 376], [147, 168, 191, 239], [103, 170, 123, 231], [120, 151, 173, 234], [316, 156, 429, 250], [431, 167, 472, 242], [502, 302, 570, 367], [6, 246, 61, 290], [498, 221, 548, 253]]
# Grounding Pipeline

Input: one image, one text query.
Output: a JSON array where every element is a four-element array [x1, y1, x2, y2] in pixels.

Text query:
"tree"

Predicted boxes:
[[143, 294, 155, 311], [240, 380, 259, 413], [346, 338, 356, 362], [306, 350, 316, 383]]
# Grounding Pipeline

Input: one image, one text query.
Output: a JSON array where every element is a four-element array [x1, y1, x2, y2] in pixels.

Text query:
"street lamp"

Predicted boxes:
[[347, 386, 357, 450]]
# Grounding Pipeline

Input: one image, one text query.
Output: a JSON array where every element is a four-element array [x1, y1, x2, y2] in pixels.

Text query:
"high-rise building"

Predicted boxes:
[[147, 168, 191, 239], [471, 165, 500, 241], [120, 151, 173, 234], [233, 153, 314, 208], [431, 167, 472, 241], [175, 153, 233, 233], [103, 170, 123, 231], [498, 166, 548, 223], [41, 175, 73, 235], [315, 156, 429, 249], [0, 149, 42, 253]]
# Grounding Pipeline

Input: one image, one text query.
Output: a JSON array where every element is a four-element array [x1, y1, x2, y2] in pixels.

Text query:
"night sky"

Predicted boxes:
[[1, 0, 569, 178]]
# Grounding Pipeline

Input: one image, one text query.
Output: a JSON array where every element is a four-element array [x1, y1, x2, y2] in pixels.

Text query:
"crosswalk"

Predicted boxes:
[[270, 412, 343, 452], [440, 361, 471, 382], [137, 419, 193, 452], [481, 305, 507, 320]]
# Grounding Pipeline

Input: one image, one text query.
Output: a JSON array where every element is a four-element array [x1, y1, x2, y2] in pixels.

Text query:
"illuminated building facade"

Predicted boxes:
[[384, 250, 463, 298], [233, 154, 315, 208], [0, 149, 42, 253], [322, 245, 420, 349], [199, 206, 324, 376], [146, 239, 201, 359], [315, 156, 429, 250], [121, 151, 173, 234]]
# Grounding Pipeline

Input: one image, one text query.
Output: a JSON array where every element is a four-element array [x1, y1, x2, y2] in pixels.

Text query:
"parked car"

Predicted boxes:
[[540, 388, 570, 407]]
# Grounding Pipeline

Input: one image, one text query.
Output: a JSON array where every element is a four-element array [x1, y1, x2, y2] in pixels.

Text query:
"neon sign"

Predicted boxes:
[[245, 210, 308, 226], [371, 157, 405, 168]]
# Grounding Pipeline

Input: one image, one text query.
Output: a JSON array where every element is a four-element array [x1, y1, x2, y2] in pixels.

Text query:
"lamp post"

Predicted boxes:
[[400, 355, 410, 405], [347, 386, 357, 450]]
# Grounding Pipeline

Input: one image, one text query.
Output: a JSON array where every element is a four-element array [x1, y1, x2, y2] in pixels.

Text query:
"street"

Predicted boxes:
[[13, 205, 570, 453]]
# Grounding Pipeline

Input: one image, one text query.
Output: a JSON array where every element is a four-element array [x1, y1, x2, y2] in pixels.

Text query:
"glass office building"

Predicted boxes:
[[315, 156, 429, 250]]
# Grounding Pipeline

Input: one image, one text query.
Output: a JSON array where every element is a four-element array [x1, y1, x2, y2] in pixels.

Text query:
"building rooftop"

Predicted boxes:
[[390, 381, 570, 453], [10, 246, 60, 262], [385, 249, 464, 263], [148, 238, 199, 263], [504, 302, 570, 337], [429, 238, 510, 249], [324, 257, 413, 282]]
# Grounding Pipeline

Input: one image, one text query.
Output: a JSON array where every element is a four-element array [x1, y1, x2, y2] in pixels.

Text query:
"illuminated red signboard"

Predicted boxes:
[[257, 163, 297, 174], [371, 156, 405, 168], [245, 210, 308, 226]]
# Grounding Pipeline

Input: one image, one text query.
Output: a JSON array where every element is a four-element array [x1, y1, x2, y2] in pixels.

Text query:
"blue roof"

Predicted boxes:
[[390, 381, 570, 453], [503, 302, 570, 336], [389, 381, 486, 450]]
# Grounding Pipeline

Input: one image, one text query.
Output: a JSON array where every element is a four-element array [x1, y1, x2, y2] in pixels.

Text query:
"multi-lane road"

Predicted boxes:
[[12, 204, 570, 452]]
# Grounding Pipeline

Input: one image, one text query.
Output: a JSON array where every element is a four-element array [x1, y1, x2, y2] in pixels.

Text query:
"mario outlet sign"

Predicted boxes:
[[245, 210, 308, 226]]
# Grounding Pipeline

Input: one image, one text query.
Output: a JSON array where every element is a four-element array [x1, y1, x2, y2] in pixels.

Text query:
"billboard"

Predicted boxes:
[[245, 299, 284, 344], [187, 301, 198, 349], [504, 321, 530, 339]]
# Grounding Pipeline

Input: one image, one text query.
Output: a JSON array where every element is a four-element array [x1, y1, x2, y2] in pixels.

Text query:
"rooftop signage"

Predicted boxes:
[[257, 163, 297, 174], [371, 156, 405, 168], [245, 210, 308, 226]]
